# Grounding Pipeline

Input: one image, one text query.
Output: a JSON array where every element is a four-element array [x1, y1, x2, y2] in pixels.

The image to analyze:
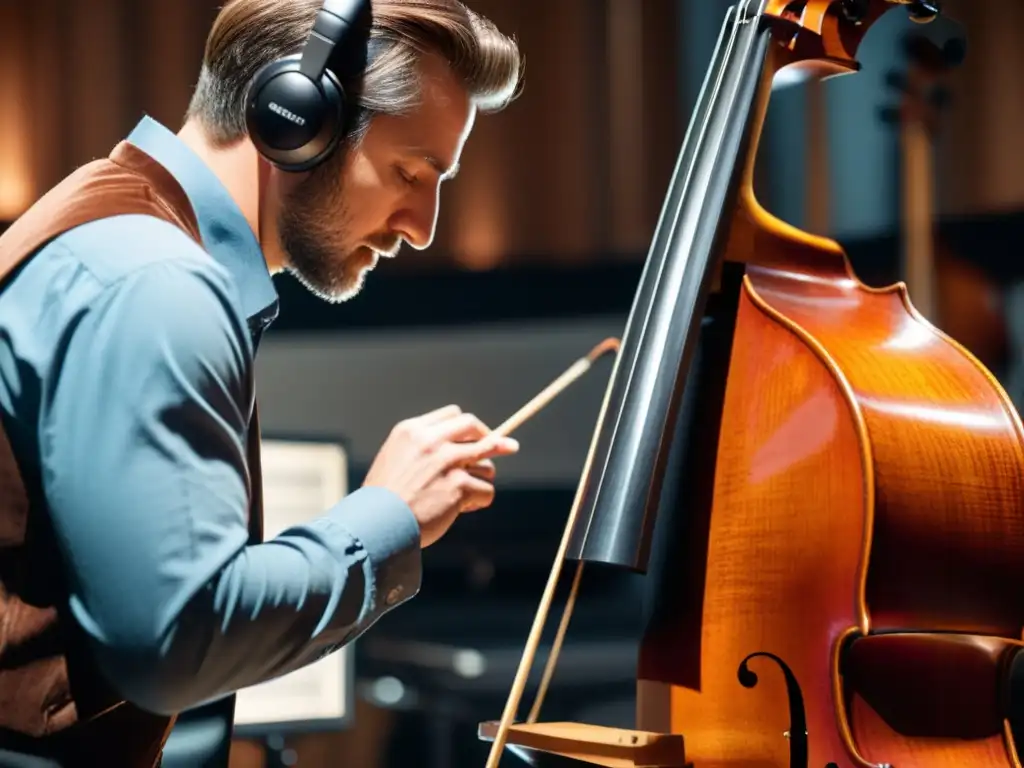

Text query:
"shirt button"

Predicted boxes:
[[385, 587, 403, 606]]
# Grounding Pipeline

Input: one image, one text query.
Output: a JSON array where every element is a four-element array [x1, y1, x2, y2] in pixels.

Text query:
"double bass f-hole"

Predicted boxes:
[[738, 652, 813, 768], [737, 652, 861, 768]]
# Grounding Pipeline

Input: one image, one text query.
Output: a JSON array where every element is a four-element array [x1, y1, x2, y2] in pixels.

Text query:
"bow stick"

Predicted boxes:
[[491, 337, 619, 438], [483, 336, 622, 767]]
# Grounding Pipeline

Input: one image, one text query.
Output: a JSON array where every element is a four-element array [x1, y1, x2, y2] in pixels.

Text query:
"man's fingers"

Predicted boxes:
[[453, 473, 496, 513], [466, 458, 496, 481], [414, 404, 463, 426], [392, 406, 462, 441], [427, 412, 492, 446], [437, 433, 518, 469], [476, 432, 520, 458]]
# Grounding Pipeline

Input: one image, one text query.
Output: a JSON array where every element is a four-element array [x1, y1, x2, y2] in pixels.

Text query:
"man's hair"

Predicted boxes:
[[186, 0, 523, 146]]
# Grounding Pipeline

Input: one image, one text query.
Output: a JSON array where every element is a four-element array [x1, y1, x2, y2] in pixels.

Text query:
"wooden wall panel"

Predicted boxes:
[[27, 0, 67, 198], [137, 0, 211, 130], [0, 0, 682, 270], [65, 0, 132, 165], [4, 0, 1022, 268], [0, 3, 36, 218]]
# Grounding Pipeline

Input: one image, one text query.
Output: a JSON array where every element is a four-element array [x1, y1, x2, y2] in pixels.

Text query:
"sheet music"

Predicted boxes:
[[233, 439, 353, 731]]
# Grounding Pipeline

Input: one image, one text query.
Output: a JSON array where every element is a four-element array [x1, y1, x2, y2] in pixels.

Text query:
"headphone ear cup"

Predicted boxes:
[[246, 54, 346, 172]]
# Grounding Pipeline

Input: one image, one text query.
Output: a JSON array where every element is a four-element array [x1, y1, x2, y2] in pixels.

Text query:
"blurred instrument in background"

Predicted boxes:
[[879, 23, 1009, 370]]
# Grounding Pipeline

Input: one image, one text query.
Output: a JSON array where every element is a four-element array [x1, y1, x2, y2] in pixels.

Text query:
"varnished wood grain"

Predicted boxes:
[[645, 3, 1024, 767], [660, 278, 872, 765], [646, 188, 1024, 765]]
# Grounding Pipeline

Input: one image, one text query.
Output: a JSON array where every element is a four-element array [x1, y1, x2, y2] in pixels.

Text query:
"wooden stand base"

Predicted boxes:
[[477, 721, 687, 767]]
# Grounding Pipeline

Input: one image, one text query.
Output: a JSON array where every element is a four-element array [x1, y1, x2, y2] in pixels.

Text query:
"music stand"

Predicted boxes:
[[232, 435, 356, 761]]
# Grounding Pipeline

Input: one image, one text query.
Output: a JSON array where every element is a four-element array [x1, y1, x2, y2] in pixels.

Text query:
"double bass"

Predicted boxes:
[[478, 1, 1024, 766]]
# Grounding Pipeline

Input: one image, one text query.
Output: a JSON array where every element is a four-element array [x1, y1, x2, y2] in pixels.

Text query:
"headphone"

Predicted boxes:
[[245, 0, 371, 172]]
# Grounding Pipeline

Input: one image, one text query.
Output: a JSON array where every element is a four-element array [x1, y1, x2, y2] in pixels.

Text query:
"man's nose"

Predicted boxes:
[[390, 187, 440, 250]]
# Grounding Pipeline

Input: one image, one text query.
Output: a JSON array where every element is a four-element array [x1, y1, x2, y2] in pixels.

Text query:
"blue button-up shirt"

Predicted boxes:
[[0, 116, 421, 718]]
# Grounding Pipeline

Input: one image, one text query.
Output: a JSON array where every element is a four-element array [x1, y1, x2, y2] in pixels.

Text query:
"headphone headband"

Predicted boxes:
[[299, 0, 366, 82]]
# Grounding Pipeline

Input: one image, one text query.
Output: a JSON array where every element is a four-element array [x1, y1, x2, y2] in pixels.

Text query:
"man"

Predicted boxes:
[[0, 0, 522, 765]]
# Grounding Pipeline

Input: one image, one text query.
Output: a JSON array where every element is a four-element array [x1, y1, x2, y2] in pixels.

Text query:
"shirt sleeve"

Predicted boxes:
[[38, 253, 421, 716]]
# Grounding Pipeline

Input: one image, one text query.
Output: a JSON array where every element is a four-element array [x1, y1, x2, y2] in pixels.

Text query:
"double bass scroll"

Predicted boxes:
[[481, 1, 1024, 767]]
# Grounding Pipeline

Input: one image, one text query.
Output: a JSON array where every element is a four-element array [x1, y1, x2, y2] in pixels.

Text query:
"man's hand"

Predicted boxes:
[[362, 405, 520, 547]]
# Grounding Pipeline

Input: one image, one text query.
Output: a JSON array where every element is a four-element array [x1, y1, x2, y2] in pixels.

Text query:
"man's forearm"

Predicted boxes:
[[90, 486, 421, 715]]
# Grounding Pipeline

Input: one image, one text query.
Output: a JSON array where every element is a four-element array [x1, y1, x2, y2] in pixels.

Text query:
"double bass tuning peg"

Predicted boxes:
[[906, 0, 941, 24], [846, 0, 940, 25], [840, 0, 870, 23], [880, 0, 941, 24]]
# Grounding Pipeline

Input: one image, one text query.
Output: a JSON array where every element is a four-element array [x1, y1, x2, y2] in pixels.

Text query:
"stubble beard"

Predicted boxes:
[[277, 155, 377, 304]]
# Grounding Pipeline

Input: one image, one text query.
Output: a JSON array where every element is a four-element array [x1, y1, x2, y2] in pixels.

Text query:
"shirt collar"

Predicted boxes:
[[125, 116, 279, 332]]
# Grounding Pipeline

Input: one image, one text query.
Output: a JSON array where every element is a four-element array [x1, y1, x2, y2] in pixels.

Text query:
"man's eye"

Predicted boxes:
[[396, 166, 417, 186]]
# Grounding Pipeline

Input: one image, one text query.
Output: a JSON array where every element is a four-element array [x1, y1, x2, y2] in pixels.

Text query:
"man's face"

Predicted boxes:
[[275, 54, 476, 302]]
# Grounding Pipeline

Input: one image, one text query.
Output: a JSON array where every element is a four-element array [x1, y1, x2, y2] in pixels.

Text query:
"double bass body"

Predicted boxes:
[[647, 196, 1024, 767], [483, 2, 1024, 766], [641, 4, 1024, 766]]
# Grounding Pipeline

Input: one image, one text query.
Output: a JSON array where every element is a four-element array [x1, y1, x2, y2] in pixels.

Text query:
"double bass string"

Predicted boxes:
[[484, 342, 622, 768], [473, 337, 618, 737], [481, 3, 761, 764], [520, 0, 753, 714]]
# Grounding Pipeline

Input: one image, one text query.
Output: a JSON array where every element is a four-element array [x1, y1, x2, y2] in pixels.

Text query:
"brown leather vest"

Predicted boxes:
[[0, 141, 265, 766]]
